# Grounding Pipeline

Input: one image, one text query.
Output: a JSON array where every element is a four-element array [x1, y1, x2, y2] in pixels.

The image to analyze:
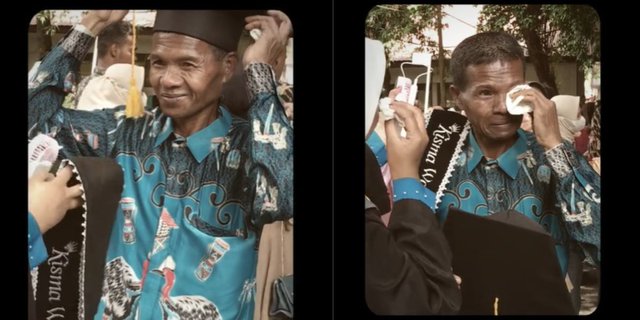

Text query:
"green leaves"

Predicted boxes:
[[479, 5, 600, 71], [35, 10, 60, 37], [365, 5, 444, 57]]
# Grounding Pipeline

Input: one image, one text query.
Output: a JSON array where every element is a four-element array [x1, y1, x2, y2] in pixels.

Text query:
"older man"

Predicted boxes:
[[439, 31, 600, 313], [28, 10, 292, 319]]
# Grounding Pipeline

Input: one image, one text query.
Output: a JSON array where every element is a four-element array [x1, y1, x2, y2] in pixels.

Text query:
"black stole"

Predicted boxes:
[[419, 109, 469, 206], [31, 157, 123, 319]]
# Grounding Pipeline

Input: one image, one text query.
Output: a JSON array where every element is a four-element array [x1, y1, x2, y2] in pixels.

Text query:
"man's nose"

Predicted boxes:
[[160, 66, 182, 88], [495, 93, 508, 114]]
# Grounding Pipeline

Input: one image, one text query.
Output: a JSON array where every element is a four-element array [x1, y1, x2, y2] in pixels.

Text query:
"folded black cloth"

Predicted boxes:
[[32, 157, 123, 319]]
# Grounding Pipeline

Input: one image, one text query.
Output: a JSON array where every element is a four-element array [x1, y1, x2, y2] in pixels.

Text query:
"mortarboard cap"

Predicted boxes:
[[443, 208, 575, 315], [154, 10, 265, 52]]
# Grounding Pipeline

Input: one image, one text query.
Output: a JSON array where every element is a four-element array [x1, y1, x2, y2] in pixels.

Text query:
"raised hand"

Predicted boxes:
[[28, 165, 84, 233], [384, 88, 429, 180], [510, 88, 562, 150], [81, 10, 129, 36], [243, 10, 292, 73]]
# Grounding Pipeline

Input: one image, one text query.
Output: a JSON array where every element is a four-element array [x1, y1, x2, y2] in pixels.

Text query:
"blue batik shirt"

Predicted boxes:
[[28, 25, 293, 320], [438, 129, 601, 275]]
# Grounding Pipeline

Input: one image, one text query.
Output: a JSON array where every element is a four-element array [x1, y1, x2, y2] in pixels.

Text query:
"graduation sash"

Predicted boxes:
[[419, 109, 470, 207], [31, 157, 123, 319]]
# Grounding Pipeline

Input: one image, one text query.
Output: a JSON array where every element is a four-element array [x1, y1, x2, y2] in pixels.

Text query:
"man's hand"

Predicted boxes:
[[81, 10, 129, 36], [243, 10, 292, 74], [510, 88, 562, 150], [28, 165, 84, 234], [384, 88, 429, 180]]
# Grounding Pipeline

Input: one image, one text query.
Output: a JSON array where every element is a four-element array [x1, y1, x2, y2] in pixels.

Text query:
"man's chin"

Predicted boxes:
[[488, 125, 519, 141]]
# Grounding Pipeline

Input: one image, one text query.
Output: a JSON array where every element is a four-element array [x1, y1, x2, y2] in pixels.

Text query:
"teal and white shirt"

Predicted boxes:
[[438, 129, 600, 275], [28, 25, 293, 320]]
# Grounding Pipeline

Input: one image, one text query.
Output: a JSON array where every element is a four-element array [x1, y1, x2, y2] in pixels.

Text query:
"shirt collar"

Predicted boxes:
[[154, 106, 232, 163], [466, 129, 528, 179]]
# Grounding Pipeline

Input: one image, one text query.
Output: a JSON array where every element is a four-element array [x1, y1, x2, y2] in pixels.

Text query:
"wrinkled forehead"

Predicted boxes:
[[464, 59, 525, 83]]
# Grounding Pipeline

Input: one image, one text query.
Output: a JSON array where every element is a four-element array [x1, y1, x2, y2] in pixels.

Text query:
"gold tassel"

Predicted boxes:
[[125, 11, 143, 118]]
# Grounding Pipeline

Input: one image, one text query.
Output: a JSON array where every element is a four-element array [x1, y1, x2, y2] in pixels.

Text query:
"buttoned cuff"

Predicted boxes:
[[544, 143, 576, 178], [28, 212, 48, 269], [392, 178, 436, 211], [245, 62, 278, 105], [60, 25, 95, 61]]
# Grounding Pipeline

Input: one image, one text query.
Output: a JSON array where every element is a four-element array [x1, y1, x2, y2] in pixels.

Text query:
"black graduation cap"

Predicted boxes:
[[154, 10, 265, 52], [443, 207, 575, 315]]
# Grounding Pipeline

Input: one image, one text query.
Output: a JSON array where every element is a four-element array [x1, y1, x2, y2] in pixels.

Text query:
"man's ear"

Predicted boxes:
[[222, 52, 238, 83], [449, 84, 464, 111], [109, 43, 119, 58]]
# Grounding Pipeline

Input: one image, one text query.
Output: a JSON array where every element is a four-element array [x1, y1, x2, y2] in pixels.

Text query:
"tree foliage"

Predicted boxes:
[[365, 5, 443, 55], [479, 5, 600, 93]]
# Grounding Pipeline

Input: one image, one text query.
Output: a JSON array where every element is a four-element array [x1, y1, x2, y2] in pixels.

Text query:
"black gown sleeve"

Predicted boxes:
[[365, 199, 462, 315]]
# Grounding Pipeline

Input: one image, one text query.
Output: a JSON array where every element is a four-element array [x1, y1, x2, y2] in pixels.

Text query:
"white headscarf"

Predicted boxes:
[[551, 95, 586, 142], [77, 63, 147, 111], [365, 38, 386, 138]]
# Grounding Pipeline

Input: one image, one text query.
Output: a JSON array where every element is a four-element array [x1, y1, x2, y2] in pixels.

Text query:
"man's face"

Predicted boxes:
[[149, 32, 231, 121], [451, 59, 524, 145], [114, 35, 134, 65]]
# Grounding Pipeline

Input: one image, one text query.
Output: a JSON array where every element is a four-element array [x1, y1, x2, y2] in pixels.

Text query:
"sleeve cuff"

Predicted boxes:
[[544, 143, 573, 178], [74, 24, 97, 37], [366, 132, 387, 166], [28, 212, 48, 269], [245, 62, 278, 105], [60, 25, 95, 61], [392, 178, 436, 211]]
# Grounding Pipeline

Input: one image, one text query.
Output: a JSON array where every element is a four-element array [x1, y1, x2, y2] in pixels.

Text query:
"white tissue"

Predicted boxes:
[[506, 84, 533, 115], [378, 97, 407, 137], [28, 134, 60, 177], [378, 97, 394, 120], [250, 29, 262, 41]]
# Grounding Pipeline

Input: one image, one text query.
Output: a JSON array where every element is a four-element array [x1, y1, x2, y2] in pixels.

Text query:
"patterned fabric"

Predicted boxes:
[[587, 104, 601, 159], [28, 27, 293, 320], [544, 144, 572, 178], [437, 129, 601, 275], [62, 69, 105, 109], [245, 62, 277, 106]]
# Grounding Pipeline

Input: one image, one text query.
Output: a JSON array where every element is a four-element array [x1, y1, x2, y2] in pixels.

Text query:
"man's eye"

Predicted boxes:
[[479, 90, 493, 97]]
